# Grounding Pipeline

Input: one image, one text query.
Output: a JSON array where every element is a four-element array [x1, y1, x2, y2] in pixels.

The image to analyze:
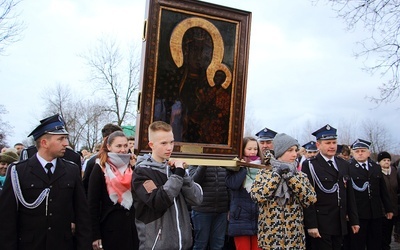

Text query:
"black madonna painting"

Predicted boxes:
[[136, 0, 251, 159]]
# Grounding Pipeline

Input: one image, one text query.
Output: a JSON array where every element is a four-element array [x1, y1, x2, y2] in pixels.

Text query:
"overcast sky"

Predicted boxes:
[[1, 0, 399, 152]]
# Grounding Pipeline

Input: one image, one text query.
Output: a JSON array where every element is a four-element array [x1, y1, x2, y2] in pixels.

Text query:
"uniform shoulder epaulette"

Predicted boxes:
[[309, 156, 317, 160], [5, 160, 25, 182], [13, 158, 27, 165], [61, 158, 79, 167]]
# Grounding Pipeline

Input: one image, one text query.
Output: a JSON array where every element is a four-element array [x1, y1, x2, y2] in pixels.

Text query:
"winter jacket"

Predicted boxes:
[[251, 168, 317, 249], [132, 154, 203, 250], [189, 166, 229, 213], [382, 166, 399, 216], [88, 163, 138, 249], [225, 167, 258, 236]]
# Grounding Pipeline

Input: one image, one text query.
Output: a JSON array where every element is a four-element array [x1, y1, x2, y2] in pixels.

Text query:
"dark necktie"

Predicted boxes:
[[45, 163, 53, 180], [362, 163, 368, 174], [327, 160, 337, 171]]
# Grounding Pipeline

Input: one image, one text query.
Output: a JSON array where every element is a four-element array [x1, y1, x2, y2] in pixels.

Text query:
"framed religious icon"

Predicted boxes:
[[135, 0, 251, 160]]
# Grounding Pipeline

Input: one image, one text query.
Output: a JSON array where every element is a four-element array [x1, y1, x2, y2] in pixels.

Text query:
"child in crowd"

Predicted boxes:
[[251, 133, 317, 249], [226, 137, 261, 250], [131, 121, 203, 250]]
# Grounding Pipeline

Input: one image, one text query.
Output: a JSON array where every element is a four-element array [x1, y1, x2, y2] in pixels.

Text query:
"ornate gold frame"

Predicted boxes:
[[135, 0, 251, 160]]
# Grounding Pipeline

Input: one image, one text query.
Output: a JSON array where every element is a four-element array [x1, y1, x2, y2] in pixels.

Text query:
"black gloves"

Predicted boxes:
[[173, 167, 185, 177], [276, 164, 291, 176]]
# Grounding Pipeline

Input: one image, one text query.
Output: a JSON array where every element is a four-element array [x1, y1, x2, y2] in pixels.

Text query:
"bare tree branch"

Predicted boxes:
[[319, 0, 400, 104], [0, 0, 25, 55], [0, 104, 12, 147], [80, 36, 140, 126], [42, 83, 111, 150], [361, 118, 392, 156]]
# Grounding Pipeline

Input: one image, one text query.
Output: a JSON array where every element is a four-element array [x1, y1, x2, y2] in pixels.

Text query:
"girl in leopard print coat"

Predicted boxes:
[[250, 133, 316, 249]]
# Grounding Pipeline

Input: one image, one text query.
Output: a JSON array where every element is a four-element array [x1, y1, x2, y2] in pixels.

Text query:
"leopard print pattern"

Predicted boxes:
[[250, 169, 317, 249]]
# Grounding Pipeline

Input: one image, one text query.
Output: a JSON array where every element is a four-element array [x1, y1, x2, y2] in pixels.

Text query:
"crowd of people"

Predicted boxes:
[[0, 114, 399, 250]]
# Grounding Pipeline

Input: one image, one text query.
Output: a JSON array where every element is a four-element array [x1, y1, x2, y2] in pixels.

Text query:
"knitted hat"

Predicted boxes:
[[273, 133, 299, 159], [0, 150, 19, 164], [377, 151, 391, 163]]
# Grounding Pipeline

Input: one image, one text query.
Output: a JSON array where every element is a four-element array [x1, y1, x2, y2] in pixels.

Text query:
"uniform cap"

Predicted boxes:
[[28, 114, 69, 141], [312, 124, 337, 140], [302, 141, 318, 152], [255, 127, 277, 141], [351, 139, 371, 150]]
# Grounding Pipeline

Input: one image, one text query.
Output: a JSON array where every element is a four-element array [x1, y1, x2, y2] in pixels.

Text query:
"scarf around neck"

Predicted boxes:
[[0, 175, 5, 186], [382, 167, 391, 176], [243, 156, 261, 193], [104, 152, 133, 210], [271, 158, 297, 206]]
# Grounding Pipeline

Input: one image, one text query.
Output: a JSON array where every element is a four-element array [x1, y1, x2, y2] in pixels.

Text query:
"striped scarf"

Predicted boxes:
[[104, 153, 133, 210]]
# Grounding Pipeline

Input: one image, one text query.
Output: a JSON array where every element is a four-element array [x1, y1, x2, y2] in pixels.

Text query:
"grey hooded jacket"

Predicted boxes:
[[132, 154, 203, 250]]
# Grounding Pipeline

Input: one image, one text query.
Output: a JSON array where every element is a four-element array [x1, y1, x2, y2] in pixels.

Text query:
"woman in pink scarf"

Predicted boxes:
[[88, 131, 139, 250]]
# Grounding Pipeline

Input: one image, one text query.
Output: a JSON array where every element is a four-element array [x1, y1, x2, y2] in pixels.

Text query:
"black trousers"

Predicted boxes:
[[349, 217, 383, 250], [310, 233, 343, 250], [382, 216, 396, 250]]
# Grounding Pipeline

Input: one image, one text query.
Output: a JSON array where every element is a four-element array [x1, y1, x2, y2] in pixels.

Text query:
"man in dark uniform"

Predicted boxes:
[[302, 124, 359, 250], [20, 146, 81, 170], [0, 114, 91, 250], [255, 127, 277, 152], [19, 115, 82, 169], [299, 141, 319, 168], [344, 139, 393, 250]]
